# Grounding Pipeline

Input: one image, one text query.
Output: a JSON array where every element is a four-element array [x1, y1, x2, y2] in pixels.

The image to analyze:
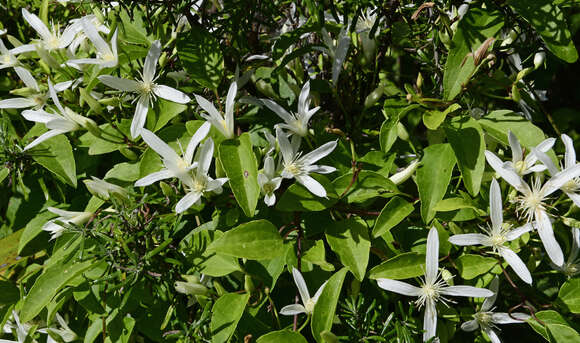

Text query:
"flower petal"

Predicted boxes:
[[82, 17, 110, 55], [532, 148, 559, 176], [535, 209, 564, 266], [499, 247, 532, 284], [292, 268, 311, 305], [279, 304, 307, 316], [140, 128, 181, 165], [483, 327, 501, 343], [175, 191, 202, 213], [225, 81, 237, 132], [135, 169, 174, 187], [481, 277, 499, 311], [23, 129, 66, 151], [490, 312, 530, 324], [98, 75, 140, 92], [460, 319, 479, 332], [14, 66, 39, 91], [423, 299, 437, 342], [485, 150, 527, 193], [376, 279, 421, 296], [0, 98, 37, 109], [143, 40, 161, 83], [508, 130, 523, 163], [264, 193, 276, 206], [184, 121, 211, 165], [448, 233, 489, 246], [299, 140, 338, 166], [425, 228, 439, 283], [261, 99, 294, 125], [489, 178, 503, 231], [306, 165, 336, 174], [154, 85, 191, 104], [130, 95, 150, 138], [298, 80, 311, 116], [562, 134, 576, 169], [542, 164, 580, 197], [311, 281, 328, 304], [22, 9, 51, 40], [296, 174, 327, 197], [276, 127, 294, 166], [440, 286, 493, 298], [505, 223, 533, 241], [197, 138, 215, 178]]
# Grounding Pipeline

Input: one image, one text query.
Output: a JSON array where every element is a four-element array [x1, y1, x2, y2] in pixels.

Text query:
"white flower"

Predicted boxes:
[[389, 159, 420, 185], [135, 122, 211, 189], [0, 67, 72, 110], [194, 81, 237, 139], [554, 228, 580, 276], [173, 138, 228, 213], [20, 79, 95, 151], [449, 179, 534, 284], [21, 9, 77, 51], [461, 277, 530, 343], [67, 14, 110, 55], [279, 268, 327, 316], [485, 150, 580, 266], [84, 176, 129, 202], [42, 207, 93, 240], [503, 130, 554, 176], [0, 39, 35, 70], [261, 80, 319, 137], [276, 128, 337, 198], [318, 26, 351, 85], [258, 156, 282, 206], [533, 134, 580, 208], [377, 228, 494, 342], [67, 18, 118, 69], [98, 40, 191, 138]]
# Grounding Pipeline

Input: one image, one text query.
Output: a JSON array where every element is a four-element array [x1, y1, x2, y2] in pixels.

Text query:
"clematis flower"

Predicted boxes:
[[318, 26, 351, 85], [42, 207, 93, 240], [461, 277, 530, 343], [194, 81, 237, 139], [173, 138, 228, 213], [258, 156, 282, 206], [0, 39, 36, 70], [98, 40, 191, 138], [389, 159, 420, 185], [503, 130, 554, 176], [0, 67, 72, 110], [485, 150, 580, 266], [67, 14, 110, 55], [377, 228, 494, 342], [261, 80, 319, 137], [20, 79, 96, 151], [279, 268, 327, 316], [21, 9, 77, 51], [449, 179, 534, 284], [67, 18, 118, 69], [533, 134, 580, 207], [135, 122, 211, 189], [84, 176, 129, 202], [276, 128, 337, 198]]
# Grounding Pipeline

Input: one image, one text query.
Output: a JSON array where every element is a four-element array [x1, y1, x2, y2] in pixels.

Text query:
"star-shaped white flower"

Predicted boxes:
[[261, 80, 319, 137], [318, 26, 351, 85], [20, 79, 95, 151], [21, 9, 77, 51], [194, 81, 237, 139], [135, 122, 211, 189], [449, 178, 533, 284], [276, 128, 337, 198], [67, 14, 110, 55], [67, 18, 118, 69], [377, 228, 494, 342], [98, 40, 191, 138], [42, 207, 93, 240], [533, 134, 580, 208], [461, 277, 530, 343], [0, 39, 36, 70], [503, 130, 554, 176], [279, 268, 327, 316], [258, 155, 282, 206], [485, 150, 580, 266]]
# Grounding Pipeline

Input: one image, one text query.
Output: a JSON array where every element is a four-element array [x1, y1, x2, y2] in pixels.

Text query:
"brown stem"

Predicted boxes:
[[339, 162, 362, 198]]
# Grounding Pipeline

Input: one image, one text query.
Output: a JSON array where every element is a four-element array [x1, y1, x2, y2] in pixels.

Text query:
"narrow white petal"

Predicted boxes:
[[14, 67, 39, 91], [143, 40, 161, 83], [296, 174, 327, 197], [311, 281, 328, 304], [23, 129, 66, 151], [47, 79, 65, 114], [490, 312, 530, 324], [425, 228, 439, 283], [481, 277, 499, 311], [276, 127, 294, 165], [526, 165, 547, 173], [500, 247, 532, 284], [505, 223, 533, 241], [262, 98, 294, 124], [279, 304, 307, 316], [98, 75, 140, 92], [264, 193, 276, 206], [59, 25, 78, 48], [141, 128, 181, 164], [46, 118, 78, 131], [484, 327, 501, 343], [67, 58, 102, 66], [440, 286, 494, 298], [535, 210, 564, 266], [154, 85, 191, 104], [10, 44, 37, 55], [22, 9, 51, 40], [332, 28, 350, 84], [131, 95, 150, 138], [54, 80, 73, 92], [292, 268, 311, 305], [225, 81, 237, 132], [566, 191, 580, 208], [194, 94, 222, 121], [111, 29, 118, 60], [0, 98, 36, 109], [206, 177, 228, 193], [532, 148, 559, 176], [508, 130, 523, 163], [448, 233, 489, 246], [485, 151, 527, 193], [185, 121, 211, 165], [22, 109, 59, 123], [47, 207, 79, 217], [460, 319, 479, 332], [307, 165, 336, 174], [423, 299, 437, 342], [376, 279, 421, 296], [264, 155, 276, 178], [490, 178, 503, 230], [298, 80, 311, 116], [543, 164, 580, 197], [82, 18, 110, 54], [299, 140, 338, 166], [562, 134, 576, 169], [135, 169, 174, 187], [197, 138, 214, 178], [569, 228, 580, 262], [175, 191, 202, 213]]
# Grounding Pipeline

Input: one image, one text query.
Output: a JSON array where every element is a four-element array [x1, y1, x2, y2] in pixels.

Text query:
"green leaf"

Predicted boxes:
[[478, 110, 552, 149], [31, 134, 77, 187], [434, 197, 483, 213], [303, 240, 335, 272], [443, 8, 504, 100], [277, 175, 338, 211], [177, 27, 224, 90], [529, 310, 580, 342], [379, 116, 398, 153], [455, 254, 497, 280], [311, 268, 347, 343], [444, 116, 485, 196], [20, 259, 96, 322], [333, 170, 398, 203], [182, 229, 241, 277], [373, 197, 414, 238], [325, 218, 370, 281], [18, 210, 56, 255], [423, 104, 461, 130], [207, 220, 284, 260], [211, 292, 250, 343], [0, 280, 19, 305], [79, 123, 125, 155], [558, 278, 580, 313], [218, 133, 259, 217], [104, 162, 140, 183], [152, 99, 187, 132], [368, 252, 425, 280], [257, 330, 308, 343], [417, 143, 456, 223], [508, 0, 578, 63], [118, 9, 151, 45]]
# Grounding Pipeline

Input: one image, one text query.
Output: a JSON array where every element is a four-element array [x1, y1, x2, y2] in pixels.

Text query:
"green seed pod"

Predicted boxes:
[[364, 86, 384, 109]]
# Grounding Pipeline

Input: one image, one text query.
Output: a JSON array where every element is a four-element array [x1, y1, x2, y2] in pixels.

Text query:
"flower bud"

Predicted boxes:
[[364, 86, 383, 109], [389, 159, 419, 185], [534, 51, 546, 70]]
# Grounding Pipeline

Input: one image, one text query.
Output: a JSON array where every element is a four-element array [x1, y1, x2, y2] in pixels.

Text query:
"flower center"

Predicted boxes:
[[284, 162, 303, 176], [32, 94, 46, 106], [304, 298, 316, 314], [475, 311, 493, 325], [490, 233, 507, 247], [47, 35, 60, 50], [2, 54, 11, 64], [139, 81, 154, 94], [103, 53, 116, 62], [561, 179, 579, 193], [192, 178, 206, 193], [514, 160, 527, 175], [262, 182, 275, 194]]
